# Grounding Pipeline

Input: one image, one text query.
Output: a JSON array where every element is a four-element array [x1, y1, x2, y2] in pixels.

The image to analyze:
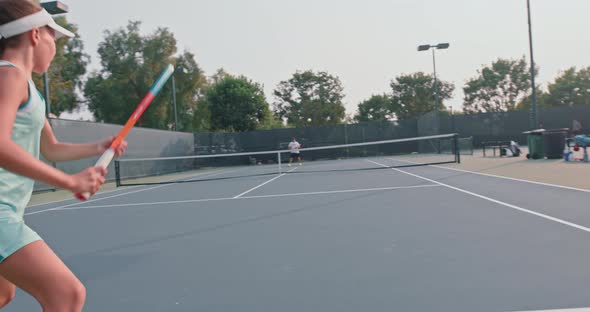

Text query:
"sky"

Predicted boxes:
[[58, 0, 590, 120]]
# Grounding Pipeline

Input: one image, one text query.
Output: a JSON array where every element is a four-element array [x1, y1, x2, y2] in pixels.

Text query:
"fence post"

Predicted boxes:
[[454, 134, 461, 164]]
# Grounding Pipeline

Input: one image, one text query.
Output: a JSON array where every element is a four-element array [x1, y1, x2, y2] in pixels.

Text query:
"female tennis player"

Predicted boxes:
[[0, 0, 126, 310]]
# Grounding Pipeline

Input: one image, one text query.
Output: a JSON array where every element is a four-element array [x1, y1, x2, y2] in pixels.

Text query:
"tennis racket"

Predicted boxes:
[[75, 64, 175, 201]]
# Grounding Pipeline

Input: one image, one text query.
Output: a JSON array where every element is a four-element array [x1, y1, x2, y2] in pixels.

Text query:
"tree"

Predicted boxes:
[[32, 16, 89, 116], [273, 70, 346, 127], [515, 90, 547, 111], [206, 75, 271, 132], [354, 94, 394, 122], [257, 110, 285, 130], [389, 72, 454, 120], [192, 98, 211, 131], [543, 67, 590, 107], [211, 68, 230, 84], [84, 21, 207, 131], [463, 57, 533, 113]]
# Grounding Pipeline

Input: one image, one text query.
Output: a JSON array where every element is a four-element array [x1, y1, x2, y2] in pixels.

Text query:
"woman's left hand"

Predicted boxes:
[[98, 136, 128, 157]]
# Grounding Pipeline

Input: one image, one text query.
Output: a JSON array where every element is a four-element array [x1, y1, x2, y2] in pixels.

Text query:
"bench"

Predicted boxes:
[[482, 141, 512, 157]]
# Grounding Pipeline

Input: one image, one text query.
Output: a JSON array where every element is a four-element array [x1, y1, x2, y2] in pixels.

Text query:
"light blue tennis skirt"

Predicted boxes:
[[0, 204, 42, 263]]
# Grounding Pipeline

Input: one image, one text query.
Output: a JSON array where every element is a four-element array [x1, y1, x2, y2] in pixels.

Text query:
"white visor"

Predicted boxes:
[[0, 9, 75, 40]]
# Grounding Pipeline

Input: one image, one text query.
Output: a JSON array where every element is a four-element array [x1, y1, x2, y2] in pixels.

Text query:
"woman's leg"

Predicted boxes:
[[0, 240, 86, 312], [0, 275, 16, 308]]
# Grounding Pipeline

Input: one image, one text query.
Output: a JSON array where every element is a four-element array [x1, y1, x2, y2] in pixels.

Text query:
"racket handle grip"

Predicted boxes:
[[75, 149, 116, 201]]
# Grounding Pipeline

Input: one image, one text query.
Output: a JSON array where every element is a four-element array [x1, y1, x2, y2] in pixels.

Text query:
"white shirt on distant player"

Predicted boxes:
[[288, 141, 301, 154]]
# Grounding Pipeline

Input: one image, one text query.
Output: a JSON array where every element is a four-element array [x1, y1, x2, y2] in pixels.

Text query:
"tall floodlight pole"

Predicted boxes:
[[171, 67, 187, 131], [171, 74, 178, 131], [418, 43, 450, 114], [418, 43, 450, 134], [527, 0, 538, 129]]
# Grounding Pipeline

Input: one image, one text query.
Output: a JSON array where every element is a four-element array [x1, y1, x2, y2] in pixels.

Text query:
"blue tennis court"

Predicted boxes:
[[9, 156, 590, 312]]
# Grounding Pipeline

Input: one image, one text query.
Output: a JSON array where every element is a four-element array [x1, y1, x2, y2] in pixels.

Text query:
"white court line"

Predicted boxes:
[[25, 185, 173, 216], [431, 164, 590, 193], [244, 184, 439, 200], [29, 184, 441, 214], [25, 168, 245, 216], [233, 167, 298, 199], [27, 168, 231, 210], [511, 308, 590, 312], [388, 158, 590, 193], [27, 184, 143, 209], [368, 160, 590, 234]]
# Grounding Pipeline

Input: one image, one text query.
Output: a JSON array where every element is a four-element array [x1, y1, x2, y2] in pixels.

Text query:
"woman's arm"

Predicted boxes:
[[0, 68, 73, 189], [40, 120, 101, 162], [0, 67, 106, 194], [40, 122, 128, 162]]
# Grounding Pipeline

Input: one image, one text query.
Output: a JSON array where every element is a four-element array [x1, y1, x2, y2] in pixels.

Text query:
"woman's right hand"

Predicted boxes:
[[68, 166, 107, 195]]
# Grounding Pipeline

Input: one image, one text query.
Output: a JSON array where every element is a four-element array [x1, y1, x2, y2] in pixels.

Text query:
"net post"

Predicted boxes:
[[277, 152, 282, 174], [115, 160, 121, 187], [344, 123, 350, 158], [453, 134, 461, 164]]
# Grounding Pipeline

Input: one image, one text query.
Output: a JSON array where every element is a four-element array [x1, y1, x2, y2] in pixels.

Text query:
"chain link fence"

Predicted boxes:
[[32, 104, 589, 192], [35, 119, 194, 193]]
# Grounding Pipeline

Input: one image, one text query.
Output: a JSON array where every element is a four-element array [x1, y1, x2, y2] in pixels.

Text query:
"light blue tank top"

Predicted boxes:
[[0, 61, 46, 216]]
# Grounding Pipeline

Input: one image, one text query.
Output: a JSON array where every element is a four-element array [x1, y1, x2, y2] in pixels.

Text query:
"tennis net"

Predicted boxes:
[[115, 133, 461, 186], [441, 136, 473, 155]]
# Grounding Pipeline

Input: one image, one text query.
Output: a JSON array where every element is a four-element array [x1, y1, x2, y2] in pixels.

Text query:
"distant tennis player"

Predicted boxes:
[[288, 137, 302, 166]]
